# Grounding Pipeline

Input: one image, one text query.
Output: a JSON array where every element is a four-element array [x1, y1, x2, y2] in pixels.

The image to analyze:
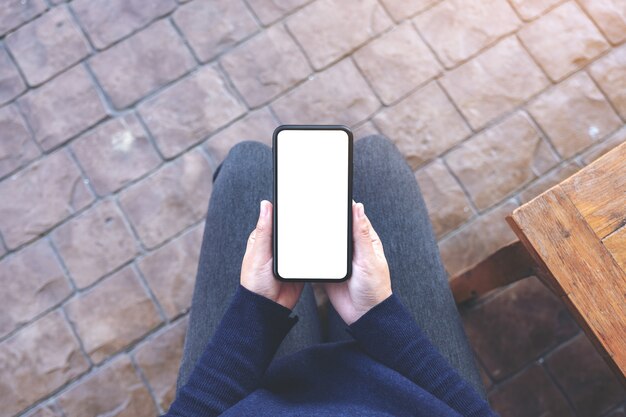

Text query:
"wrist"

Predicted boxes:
[[364, 287, 394, 313], [240, 281, 282, 307], [236, 284, 298, 326], [349, 290, 394, 325], [375, 287, 393, 305]]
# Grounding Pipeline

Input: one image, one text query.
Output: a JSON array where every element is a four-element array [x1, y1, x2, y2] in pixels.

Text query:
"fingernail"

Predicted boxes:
[[260, 200, 267, 218], [356, 202, 364, 218]]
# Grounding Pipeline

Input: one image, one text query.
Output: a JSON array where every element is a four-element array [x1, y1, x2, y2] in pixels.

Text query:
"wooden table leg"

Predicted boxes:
[[450, 240, 537, 304]]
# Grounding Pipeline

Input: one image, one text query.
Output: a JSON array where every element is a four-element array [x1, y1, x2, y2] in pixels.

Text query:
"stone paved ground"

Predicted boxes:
[[0, 0, 625, 416]]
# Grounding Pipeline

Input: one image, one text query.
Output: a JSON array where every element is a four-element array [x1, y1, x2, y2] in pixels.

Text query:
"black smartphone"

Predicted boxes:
[[273, 125, 353, 282]]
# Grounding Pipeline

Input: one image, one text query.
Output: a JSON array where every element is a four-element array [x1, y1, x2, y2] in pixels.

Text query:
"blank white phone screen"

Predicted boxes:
[[276, 129, 349, 279]]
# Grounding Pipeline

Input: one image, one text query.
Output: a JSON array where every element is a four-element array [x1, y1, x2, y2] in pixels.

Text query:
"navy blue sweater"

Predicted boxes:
[[165, 284, 496, 416]]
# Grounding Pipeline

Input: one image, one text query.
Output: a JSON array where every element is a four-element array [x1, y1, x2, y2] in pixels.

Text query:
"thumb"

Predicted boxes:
[[249, 200, 272, 253], [353, 201, 376, 259]]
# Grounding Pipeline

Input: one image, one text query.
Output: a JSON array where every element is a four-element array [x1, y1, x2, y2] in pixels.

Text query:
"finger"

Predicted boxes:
[[250, 200, 273, 256], [362, 212, 383, 248], [287, 281, 305, 296], [360, 209, 387, 261], [322, 281, 341, 301], [355, 203, 386, 257], [353, 202, 376, 259], [245, 226, 257, 253]]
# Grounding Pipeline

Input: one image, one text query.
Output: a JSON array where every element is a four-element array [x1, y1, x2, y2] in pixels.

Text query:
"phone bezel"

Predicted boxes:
[[272, 124, 353, 282]]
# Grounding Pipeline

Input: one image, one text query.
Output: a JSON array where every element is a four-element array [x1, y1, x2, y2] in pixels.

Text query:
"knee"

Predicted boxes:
[[355, 133, 404, 162], [357, 134, 396, 153], [223, 140, 271, 169], [216, 140, 271, 182], [227, 140, 270, 160]]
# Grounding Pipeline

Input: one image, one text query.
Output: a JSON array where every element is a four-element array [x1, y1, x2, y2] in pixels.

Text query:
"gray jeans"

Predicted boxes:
[[176, 134, 485, 398]]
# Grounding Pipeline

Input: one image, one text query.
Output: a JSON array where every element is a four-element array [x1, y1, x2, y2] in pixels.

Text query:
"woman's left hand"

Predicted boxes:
[[240, 200, 303, 310]]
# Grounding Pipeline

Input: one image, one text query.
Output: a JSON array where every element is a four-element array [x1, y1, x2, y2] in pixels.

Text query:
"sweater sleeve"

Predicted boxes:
[[346, 293, 497, 417], [164, 284, 299, 417]]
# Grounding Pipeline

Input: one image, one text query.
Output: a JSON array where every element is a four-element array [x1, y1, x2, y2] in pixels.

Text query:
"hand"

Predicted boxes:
[[240, 200, 304, 310], [323, 200, 392, 325]]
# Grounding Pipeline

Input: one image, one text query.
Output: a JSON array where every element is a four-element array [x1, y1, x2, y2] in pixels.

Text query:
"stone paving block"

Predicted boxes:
[[414, 160, 473, 239], [173, 0, 257, 63], [0, 0, 47, 36], [478, 365, 493, 392], [546, 334, 626, 416], [135, 317, 188, 411], [373, 81, 470, 169], [205, 107, 276, 167], [414, 0, 520, 68], [23, 404, 64, 417], [18, 65, 107, 151], [0, 239, 71, 338], [519, 162, 580, 203], [462, 276, 578, 380], [0, 45, 26, 105], [0, 104, 39, 178], [287, 0, 392, 70], [527, 71, 621, 159], [0, 310, 89, 417], [6, 7, 89, 86], [246, 0, 310, 25], [90, 20, 195, 109], [58, 355, 157, 417], [119, 150, 212, 249], [0, 150, 93, 249], [72, 0, 176, 49], [138, 224, 203, 319], [352, 121, 379, 140], [440, 36, 549, 130], [272, 58, 380, 126], [221, 24, 311, 107], [608, 408, 626, 417], [579, 0, 626, 44], [509, 0, 563, 21], [379, 0, 438, 21], [531, 138, 561, 176], [581, 126, 626, 165], [353, 22, 440, 104], [52, 200, 140, 289], [590, 44, 626, 119], [488, 364, 574, 417], [71, 114, 161, 196], [446, 112, 545, 210], [65, 266, 162, 364], [518, 1, 609, 82], [438, 200, 518, 276], [139, 66, 246, 158], [3, 0, 624, 413]]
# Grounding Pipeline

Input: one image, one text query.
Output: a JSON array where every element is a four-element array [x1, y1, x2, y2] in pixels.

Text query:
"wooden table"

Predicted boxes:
[[506, 141, 626, 385]]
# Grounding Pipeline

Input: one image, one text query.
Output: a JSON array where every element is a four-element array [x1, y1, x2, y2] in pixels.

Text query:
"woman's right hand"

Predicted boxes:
[[323, 200, 392, 325]]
